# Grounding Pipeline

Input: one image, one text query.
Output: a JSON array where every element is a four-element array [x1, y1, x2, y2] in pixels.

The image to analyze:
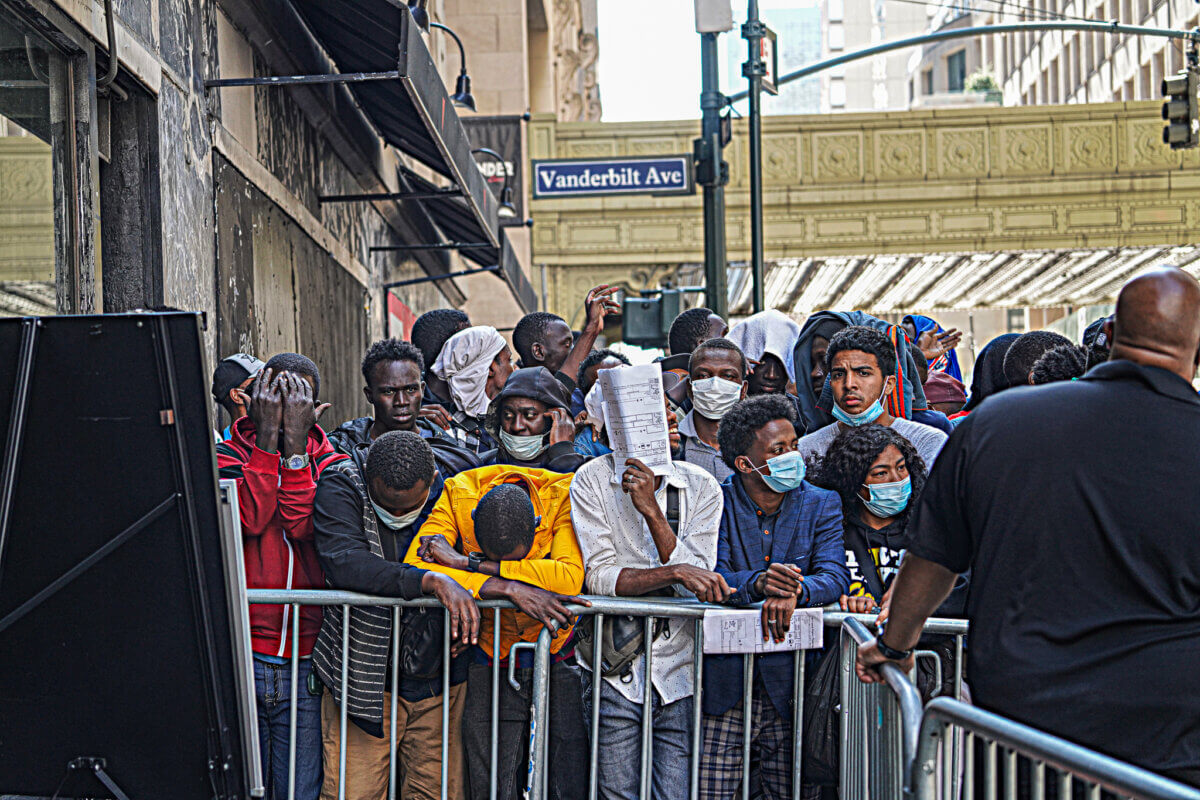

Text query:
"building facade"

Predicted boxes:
[[819, 0, 930, 112]]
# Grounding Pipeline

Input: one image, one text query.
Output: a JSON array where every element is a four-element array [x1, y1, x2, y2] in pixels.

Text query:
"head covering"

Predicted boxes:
[[211, 353, 265, 401], [584, 379, 609, 432], [432, 326, 507, 419], [793, 310, 930, 431], [725, 310, 802, 385], [903, 314, 963, 382], [486, 367, 571, 439], [960, 333, 1020, 413], [923, 371, 967, 405]]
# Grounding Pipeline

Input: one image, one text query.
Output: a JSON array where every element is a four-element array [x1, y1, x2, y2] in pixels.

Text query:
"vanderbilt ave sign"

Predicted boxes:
[[532, 155, 694, 198]]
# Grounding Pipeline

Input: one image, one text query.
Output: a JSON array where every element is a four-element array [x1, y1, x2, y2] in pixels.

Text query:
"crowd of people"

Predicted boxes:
[[211, 267, 1200, 800]]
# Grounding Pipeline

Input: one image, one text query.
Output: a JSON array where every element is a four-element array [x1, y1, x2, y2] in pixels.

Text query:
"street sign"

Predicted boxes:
[[532, 155, 695, 198], [761, 25, 779, 95]]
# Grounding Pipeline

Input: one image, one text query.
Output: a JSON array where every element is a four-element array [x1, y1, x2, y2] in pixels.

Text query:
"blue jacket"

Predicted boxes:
[[703, 474, 849, 717]]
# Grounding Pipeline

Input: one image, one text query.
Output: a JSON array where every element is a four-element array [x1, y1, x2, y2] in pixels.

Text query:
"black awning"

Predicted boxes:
[[289, 0, 498, 248], [496, 229, 538, 314]]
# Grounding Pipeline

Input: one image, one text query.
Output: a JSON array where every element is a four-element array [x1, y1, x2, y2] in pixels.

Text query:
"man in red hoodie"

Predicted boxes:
[[218, 352, 344, 800]]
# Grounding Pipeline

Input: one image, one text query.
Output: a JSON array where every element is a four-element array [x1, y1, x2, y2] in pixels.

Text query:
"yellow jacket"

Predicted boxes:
[[403, 464, 583, 660]]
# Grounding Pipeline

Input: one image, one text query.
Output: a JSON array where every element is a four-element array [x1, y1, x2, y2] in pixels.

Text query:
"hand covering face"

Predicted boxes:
[[432, 325, 508, 419]]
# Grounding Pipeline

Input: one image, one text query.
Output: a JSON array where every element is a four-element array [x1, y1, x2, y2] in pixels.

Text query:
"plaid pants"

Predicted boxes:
[[699, 685, 793, 799]]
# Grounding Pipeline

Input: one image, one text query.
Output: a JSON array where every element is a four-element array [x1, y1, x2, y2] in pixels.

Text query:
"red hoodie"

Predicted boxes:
[[216, 416, 346, 658]]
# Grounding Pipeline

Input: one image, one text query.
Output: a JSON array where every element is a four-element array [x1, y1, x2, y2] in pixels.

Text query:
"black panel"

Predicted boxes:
[[0, 313, 250, 799]]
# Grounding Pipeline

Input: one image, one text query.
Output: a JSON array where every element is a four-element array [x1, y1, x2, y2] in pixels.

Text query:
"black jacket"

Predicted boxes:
[[483, 367, 588, 473], [328, 416, 482, 478]]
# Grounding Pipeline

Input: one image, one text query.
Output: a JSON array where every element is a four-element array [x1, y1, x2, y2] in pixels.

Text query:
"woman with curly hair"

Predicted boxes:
[[806, 425, 927, 614]]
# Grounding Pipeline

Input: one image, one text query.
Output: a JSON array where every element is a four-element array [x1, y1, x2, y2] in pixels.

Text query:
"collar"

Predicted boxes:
[[607, 456, 688, 490], [1080, 359, 1200, 406], [678, 410, 699, 438]]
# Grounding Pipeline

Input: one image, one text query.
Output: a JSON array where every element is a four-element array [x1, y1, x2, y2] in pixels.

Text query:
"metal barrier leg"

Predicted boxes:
[[389, 607, 400, 800], [442, 609, 451, 800], [339, 605, 349, 800], [490, 608, 500, 800], [590, 614, 605, 800], [526, 628, 552, 800], [289, 604, 299, 800], [640, 616, 655, 800], [691, 620, 703, 800], [791, 650, 804, 800], [742, 653, 753, 800]]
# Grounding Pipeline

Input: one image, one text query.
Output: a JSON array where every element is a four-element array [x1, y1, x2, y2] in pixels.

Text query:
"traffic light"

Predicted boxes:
[[1162, 66, 1199, 150]]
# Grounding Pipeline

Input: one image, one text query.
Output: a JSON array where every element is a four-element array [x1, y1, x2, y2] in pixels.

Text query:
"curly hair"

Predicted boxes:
[[364, 430, 436, 491], [264, 352, 321, 399], [716, 394, 797, 470], [806, 425, 927, 524], [689, 337, 748, 379], [361, 338, 424, 384], [576, 347, 631, 392], [1002, 330, 1073, 386], [669, 307, 719, 355], [475, 483, 536, 558], [512, 311, 565, 366], [410, 309, 469, 374], [825, 326, 897, 377], [1030, 344, 1087, 385]]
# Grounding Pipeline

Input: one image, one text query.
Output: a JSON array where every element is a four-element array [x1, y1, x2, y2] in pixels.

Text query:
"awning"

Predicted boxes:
[[289, 0, 498, 249], [725, 245, 1200, 316]]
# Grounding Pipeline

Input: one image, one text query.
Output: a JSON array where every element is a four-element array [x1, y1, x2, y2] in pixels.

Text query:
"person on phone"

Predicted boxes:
[[404, 467, 590, 800], [216, 352, 344, 800], [701, 395, 849, 799], [570, 437, 730, 800], [482, 367, 587, 472]]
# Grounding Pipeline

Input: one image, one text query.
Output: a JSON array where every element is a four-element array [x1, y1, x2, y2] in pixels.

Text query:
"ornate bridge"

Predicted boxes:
[[528, 101, 1200, 321]]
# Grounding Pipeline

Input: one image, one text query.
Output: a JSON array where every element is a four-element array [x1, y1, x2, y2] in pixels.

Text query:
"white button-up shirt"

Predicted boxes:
[[569, 454, 722, 705]]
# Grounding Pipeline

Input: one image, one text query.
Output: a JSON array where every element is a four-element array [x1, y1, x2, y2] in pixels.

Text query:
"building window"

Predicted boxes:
[[922, 68, 934, 95], [947, 49, 967, 92], [0, 8, 91, 316], [830, 77, 846, 107], [828, 23, 844, 51], [828, 0, 844, 22]]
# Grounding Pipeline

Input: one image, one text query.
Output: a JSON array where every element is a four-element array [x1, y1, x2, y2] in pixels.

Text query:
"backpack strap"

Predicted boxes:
[[665, 484, 681, 536]]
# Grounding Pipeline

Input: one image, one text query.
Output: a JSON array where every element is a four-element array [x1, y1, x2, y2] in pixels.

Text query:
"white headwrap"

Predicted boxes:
[[432, 325, 508, 419], [584, 380, 608, 432], [726, 309, 801, 385]]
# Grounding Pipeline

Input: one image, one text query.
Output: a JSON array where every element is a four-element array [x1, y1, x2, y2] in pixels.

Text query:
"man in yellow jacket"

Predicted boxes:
[[405, 464, 589, 800]]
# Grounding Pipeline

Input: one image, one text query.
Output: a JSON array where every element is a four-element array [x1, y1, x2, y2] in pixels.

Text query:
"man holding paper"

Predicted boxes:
[[570, 362, 730, 800], [701, 394, 850, 800]]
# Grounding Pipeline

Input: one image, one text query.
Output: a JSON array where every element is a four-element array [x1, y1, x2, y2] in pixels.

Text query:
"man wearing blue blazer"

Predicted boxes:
[[700, 395, 849, 799]]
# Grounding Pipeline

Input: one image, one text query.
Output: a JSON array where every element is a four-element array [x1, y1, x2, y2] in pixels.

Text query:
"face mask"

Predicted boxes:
[[690, 377, 743, 420], [499, 428, 549, 461], [370, 491, 428, 531], [749, 450, 807, 493], [861, 477, 912, 518], [831, 377, 893, 427]]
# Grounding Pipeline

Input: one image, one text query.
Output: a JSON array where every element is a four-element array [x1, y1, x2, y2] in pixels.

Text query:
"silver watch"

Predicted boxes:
[[282, 453, 310, 470]]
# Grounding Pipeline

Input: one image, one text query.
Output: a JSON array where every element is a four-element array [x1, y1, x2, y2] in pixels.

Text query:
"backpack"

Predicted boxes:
[[574, 486, 681, 680]]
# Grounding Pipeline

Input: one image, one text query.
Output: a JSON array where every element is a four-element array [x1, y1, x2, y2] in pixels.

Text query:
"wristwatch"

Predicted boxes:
[[281, 453, 310, 470], [875, 634, 912, 661], [467, 552, 486, 573]]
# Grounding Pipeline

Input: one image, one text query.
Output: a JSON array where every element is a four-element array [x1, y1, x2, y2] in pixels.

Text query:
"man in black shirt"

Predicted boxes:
[[857, 267, 1200, 785]]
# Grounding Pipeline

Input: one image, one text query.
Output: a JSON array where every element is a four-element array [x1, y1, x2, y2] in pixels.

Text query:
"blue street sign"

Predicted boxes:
[[531, 155, 695, 198]]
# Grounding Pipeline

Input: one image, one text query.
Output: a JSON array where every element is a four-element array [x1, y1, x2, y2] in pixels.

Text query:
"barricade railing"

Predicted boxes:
[[839, 617, 927, 800], [246, 589, 966, 800], [912, 697, 1200, 800]]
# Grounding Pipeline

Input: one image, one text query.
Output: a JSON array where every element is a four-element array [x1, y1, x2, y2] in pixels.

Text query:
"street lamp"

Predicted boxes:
[[472, 147, 519, 219], [430, 22, 476, 111], [407, 0, 429, 32]]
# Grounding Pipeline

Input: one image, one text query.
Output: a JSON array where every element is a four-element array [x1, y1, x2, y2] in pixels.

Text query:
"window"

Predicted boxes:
[[830, 77, 846, 107], [828, 0, 844, 22], [828, 23, 844, 51], [947, 49, 967, 92], [922, 68, 934, 95], [0, 8, 90, 316]]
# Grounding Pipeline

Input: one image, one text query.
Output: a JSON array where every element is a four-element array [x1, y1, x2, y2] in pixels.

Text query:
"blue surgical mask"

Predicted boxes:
[[832, 397, 885, 426], [370, 492, 427, 531], [499, 429, 548, 461], [861, 477, 912, 518], [750, 450, 807, 493]]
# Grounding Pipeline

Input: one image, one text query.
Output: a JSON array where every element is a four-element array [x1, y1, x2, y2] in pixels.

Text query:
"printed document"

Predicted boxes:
[[702, 608, 823, 654], [598, 362, 672, 479]]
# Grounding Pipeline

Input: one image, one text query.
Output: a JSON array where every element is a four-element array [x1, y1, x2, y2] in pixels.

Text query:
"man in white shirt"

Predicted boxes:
[[797, 326, 947, 469], [570, 452, 730, 800]]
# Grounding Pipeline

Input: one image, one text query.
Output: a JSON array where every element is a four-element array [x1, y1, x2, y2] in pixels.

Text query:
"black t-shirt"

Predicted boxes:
[[907, 360, 1200, 774]]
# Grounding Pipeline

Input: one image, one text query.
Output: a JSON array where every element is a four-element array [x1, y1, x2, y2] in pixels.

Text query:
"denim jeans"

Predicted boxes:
[[254, 657, 323, 800], [591, 679, 693, 800]]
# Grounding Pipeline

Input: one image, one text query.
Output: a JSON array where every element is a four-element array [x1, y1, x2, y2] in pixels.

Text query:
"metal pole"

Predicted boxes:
[[699, 32, 729, 319], [742, 1, 766, 314]]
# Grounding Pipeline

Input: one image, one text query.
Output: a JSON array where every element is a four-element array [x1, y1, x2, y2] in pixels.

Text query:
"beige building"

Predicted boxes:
[[820, 0, 930, 111]]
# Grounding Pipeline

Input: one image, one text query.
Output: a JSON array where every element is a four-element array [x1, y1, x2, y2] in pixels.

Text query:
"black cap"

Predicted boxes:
[[211, 353, 265, 402]]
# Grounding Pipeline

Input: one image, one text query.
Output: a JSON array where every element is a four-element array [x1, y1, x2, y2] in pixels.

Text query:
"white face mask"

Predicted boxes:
[[499, 428, 549, 461], [370, 491, 428, 531], [690, 376, 744, 420]]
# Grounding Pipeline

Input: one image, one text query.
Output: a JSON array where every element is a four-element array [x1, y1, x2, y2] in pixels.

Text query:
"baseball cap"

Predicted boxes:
[[212, 353, 265, 402]]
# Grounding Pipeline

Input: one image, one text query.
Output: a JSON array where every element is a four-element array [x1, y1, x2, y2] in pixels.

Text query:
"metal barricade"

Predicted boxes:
[[913, 697, 1200, 800], [838, 617, 926, 800]]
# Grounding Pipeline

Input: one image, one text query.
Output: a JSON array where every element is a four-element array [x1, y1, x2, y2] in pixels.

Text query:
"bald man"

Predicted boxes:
[[856, 267, 1200, 787]]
